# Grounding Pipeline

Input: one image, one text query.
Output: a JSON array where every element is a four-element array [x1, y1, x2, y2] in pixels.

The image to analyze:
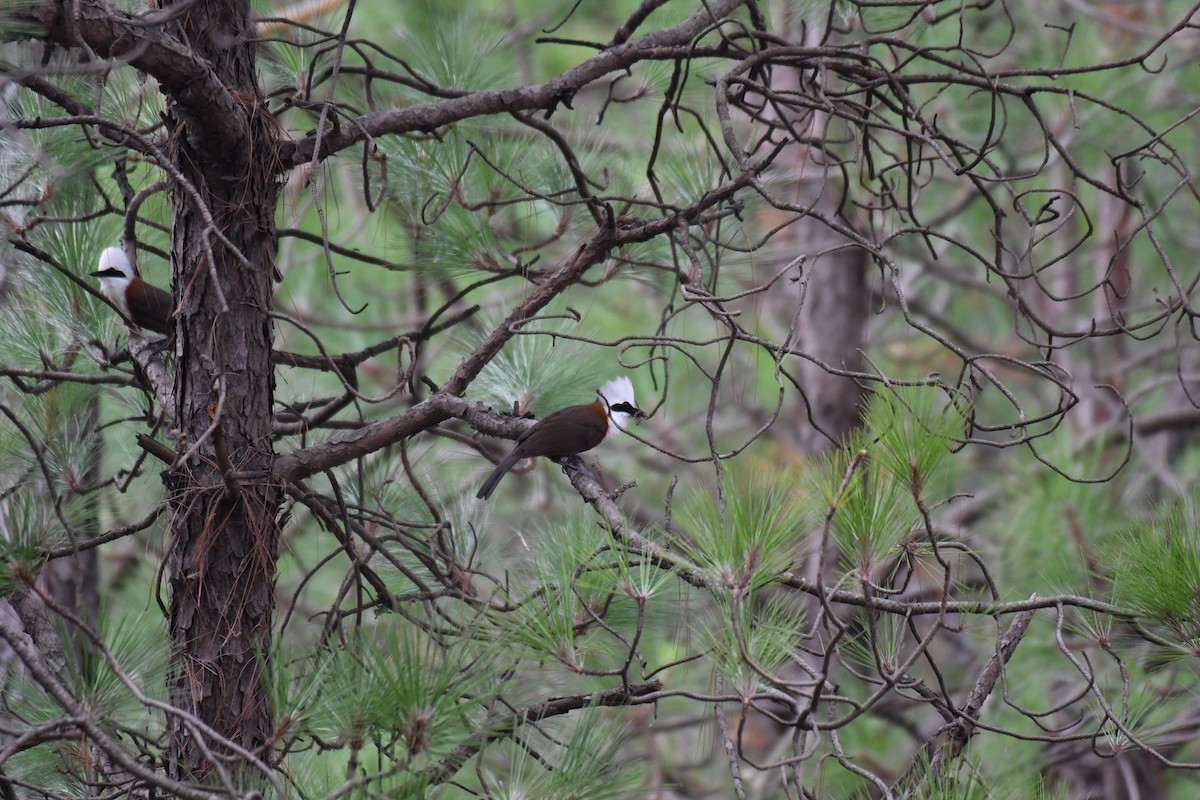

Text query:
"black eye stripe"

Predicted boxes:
[[610, 402, 638, 413]]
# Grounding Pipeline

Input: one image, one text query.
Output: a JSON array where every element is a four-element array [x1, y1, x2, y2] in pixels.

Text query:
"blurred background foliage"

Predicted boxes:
[[3, 0, 1200, 797]]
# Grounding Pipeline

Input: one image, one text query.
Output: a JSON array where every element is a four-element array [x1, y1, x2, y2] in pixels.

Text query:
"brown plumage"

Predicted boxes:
[[476, 379, 645, 501], [123, 275, 173, 334], [476, 400, 609, 500]]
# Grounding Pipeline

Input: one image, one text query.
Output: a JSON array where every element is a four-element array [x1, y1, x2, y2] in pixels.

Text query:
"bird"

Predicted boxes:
[[90, 246, 173, 334], [476, 376, 645, 500]]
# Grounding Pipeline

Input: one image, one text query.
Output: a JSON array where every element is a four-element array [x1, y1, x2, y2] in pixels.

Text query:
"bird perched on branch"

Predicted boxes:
[[90, 246, 173, 334], [476, 376, 645, 500]]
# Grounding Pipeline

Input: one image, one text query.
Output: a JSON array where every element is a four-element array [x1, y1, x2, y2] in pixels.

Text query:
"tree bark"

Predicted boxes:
[[763, 14, 868, 457], [160, 0, 281, 778]]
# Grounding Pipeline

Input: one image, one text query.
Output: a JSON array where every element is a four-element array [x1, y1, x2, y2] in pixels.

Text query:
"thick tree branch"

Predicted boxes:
[[279, 0, 748, 167], [11, 0, 250, 158], [272, 170, 752, 481]]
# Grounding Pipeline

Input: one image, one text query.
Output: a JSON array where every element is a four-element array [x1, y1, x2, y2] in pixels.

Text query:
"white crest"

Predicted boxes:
[[94, 247, 136, 314], [596, 376, 636, 408], [97, 247, 135, 279], [596, 376, 639, 440]]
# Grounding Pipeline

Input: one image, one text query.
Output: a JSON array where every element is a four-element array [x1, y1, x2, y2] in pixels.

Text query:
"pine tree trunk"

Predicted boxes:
[[159, 0, 281, 778], [764, 11, 867, 458], [42, 394, 101, 661]]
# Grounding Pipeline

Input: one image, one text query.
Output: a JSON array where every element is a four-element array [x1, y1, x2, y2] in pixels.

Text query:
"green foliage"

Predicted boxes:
[[394, 6, 509, 93], [301, 624, 492, 762], [809, 442, 911, 578], [495, 512, 615, 669], [469, 319, 613, 416], [987, 436, 1130, 598], [375, 123, 590, 277], [257, 9, 341, 99], [0, 90, 106, 200], [671, 467, 809, 594], [71, 613, 167, 726], [801, 388, 966, 581], [0, 492, 53, 594], [375, 136, 497, 271], [906, 769, 1069, 800], [656, 134, 723, 208], [863, 386, 967, 497], [2, 239, 119, 356], [607, 527, 676, 605], [1105, 496, 1200, 642], [700, 590, 805, 698], [840, 609, 904, 680], [0, 385, 100, 594], [1100, 680, 1178, 756], [483, 713, 640, 800], [2, 609, 166, 791]]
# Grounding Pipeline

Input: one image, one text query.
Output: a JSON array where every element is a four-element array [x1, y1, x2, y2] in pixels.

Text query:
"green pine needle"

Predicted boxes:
[[496, 514, 612, 668], [699, 590, 806, 697], [1105, 497, 1200, 645], [469, 320, 611, 417], [670, 467, 809, 594], [862, 385, 967, 497], [301, 624, 492, 761]]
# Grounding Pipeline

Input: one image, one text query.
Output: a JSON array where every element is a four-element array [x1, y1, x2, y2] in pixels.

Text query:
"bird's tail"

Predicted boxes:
[[476, 449, 523, 500]]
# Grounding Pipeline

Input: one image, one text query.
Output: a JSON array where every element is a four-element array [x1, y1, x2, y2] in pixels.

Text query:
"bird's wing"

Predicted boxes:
[[128, 282, 174, 334], [517, 406, 608, 458]]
